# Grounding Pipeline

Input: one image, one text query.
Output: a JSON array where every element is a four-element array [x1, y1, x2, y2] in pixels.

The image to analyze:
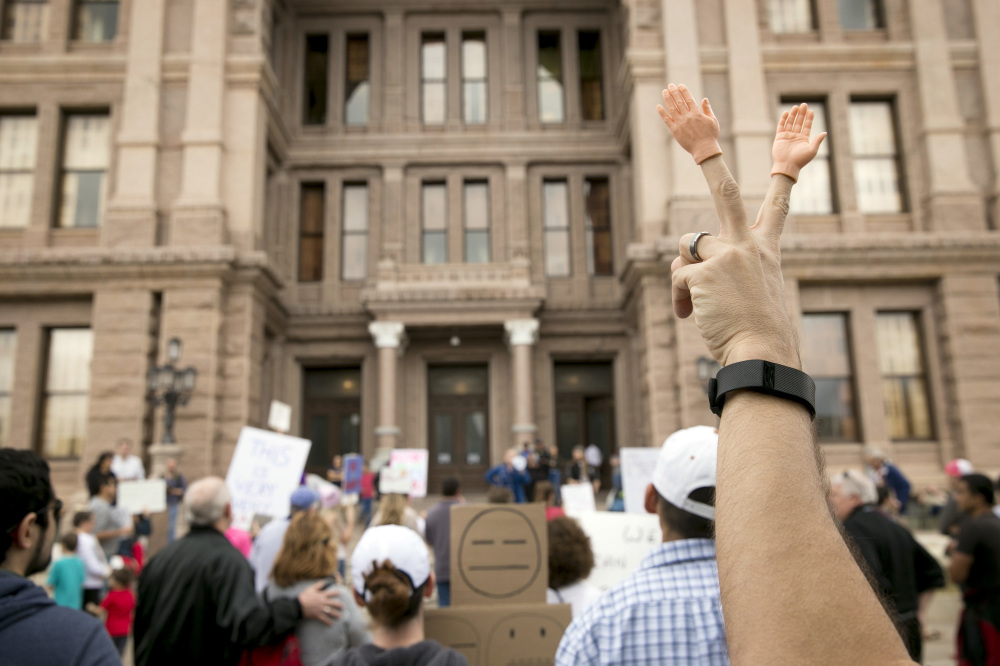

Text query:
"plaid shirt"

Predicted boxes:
[[556, 539, 730, 666]]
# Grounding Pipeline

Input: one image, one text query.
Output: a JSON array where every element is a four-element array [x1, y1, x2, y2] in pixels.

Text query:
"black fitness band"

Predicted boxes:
[[708, 360, 816, 420]]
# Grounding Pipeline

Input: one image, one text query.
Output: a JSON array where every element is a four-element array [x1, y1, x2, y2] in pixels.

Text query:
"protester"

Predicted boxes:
[[557, 426, 726, 664], [162, 457, 187, 543], [939, 458, 974, 536], [47, 532, 86, 609], [332, 525, 467, 665], [606, 454, 624, 512], [87, 567, 137, 656], [0, 448, 120, 664], [330, 501, 356, 582], [134, 477, 344, 665], [486, 486, 513, 503], [85, 452, 116, 498], [830, 470, 945, 661], [250, 485, 321, 593], [534, 481, 565, 521], [584, 444, 602, 471], [359, 461, 376, 526], [864, 446, 912, 515], [546, 517, 601, 617], [225, 524, 253, 558], [370, 493, 424, 537], [74, 510, 110, 606], [658, 82, 912, 663], [947, 473, 1000, 665], [424, 478, 463, 607], [89, 473, 133, 559], [111, 438, 146, 482], [485, 447, 531, 503], [327, 455, 345, 488], [265, 512, 370, 665], [564, 446, 599, 494]]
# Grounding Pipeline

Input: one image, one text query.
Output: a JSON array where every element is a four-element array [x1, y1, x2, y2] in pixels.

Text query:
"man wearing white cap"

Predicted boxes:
[[556, 426, 728, 665]]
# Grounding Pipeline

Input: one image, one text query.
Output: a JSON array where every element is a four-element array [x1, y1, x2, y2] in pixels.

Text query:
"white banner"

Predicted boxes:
[[389, 449, 429, 498], [118, 479, 167, 514], [560, 483, 596, 513], [620, 447, 661, 514], [568, 511, 662, 591], [267, 400, 292, 433], [225, 426, 311, 530]]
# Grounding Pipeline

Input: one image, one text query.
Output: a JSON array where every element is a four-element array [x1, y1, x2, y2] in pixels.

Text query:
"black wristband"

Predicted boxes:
[[708, 360, 816, 420]]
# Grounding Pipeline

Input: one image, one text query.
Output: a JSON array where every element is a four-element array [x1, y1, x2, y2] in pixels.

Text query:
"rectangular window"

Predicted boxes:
[[72, 0, 117, 42], [421, 33, 446, 125], [850, 100, 903, 213], [461, 32, 487, 125], [341, 183, 368, 281], [783, 99, 833, 214], [839, 0, 883, 30], [422, 181, 447, 264], [768, 0, 815, 33], [543, 179, 570, 276], [537, 31, 564, 123], [578, 31, 604, 121], [303, 34, 329, 126], [298, 182, 325, 282], [463, 180, 490, 264], [58, 113, 109, 229], [0, 114, 38, 229], [1, 0, 47, 43], [344, 34, 370, 126], [801, 314, 859, 441], [40, 328, 93, 458], [876, 312, 933, 440], [584, 177, 612, 276], [0, 330, 15, 448]]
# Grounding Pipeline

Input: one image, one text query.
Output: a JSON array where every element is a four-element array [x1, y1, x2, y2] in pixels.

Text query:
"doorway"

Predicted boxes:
[[301, 367, 362, 475], [553, 362, 616, 488], [427, 364, 490, 493]]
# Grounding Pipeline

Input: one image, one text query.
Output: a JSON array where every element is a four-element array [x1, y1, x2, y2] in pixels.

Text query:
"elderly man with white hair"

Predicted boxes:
[[133, 477, 344, 666], [830, 470, 944, 662]]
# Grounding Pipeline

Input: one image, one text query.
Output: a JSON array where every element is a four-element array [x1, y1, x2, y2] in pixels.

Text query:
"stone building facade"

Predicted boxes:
[[0, 0, 998, 497]]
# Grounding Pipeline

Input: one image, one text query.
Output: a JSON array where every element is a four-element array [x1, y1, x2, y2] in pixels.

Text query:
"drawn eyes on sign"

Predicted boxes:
[[508, 626, 547, 639]]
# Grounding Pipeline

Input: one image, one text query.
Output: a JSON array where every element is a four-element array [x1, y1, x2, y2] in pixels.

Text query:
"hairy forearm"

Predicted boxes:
[[716, 390, 912, 664]]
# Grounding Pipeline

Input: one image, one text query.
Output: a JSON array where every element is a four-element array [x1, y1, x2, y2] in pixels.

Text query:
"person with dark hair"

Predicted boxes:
[[88, 473, 133, 559], [424, 478, 462, 608], [556, 426, 727, 664], [546, 517, 601, 617], [486, 486, 513, 504], [334, 525, 467, 665], [564, 446, 599, 494], [85, 451, 115, 498], [534, 481, 565, 521], [948, 473, 1000, 665], [47, 532, 86, 610], [0, 448, 120, 665], [88, 567, 137, 656]]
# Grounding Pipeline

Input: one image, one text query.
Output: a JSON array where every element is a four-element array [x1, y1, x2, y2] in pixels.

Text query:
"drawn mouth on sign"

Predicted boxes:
[[457, 510, 542, 598]]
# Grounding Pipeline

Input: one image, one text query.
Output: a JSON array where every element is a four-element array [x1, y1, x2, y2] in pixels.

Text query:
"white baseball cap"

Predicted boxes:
[[351, 525, 431, 599], [651, 425, 719, 520]]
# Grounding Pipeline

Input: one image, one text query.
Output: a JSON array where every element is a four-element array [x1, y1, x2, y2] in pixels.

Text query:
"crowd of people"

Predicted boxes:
[[3, 84, 1000, 666]]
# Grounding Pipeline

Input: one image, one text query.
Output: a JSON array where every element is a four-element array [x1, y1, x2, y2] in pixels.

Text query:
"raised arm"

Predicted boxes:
[[658, 85, 913, 665]]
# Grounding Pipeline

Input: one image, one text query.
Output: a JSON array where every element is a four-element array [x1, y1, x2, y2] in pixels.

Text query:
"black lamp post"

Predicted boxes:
[[147, 337, 197, 444], [697, 356, 722, 395]]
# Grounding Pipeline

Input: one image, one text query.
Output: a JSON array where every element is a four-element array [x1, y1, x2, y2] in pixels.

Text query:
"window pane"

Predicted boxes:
[[849, 103, 895, 155], [2, 1, 48, 43], [63, 115, 110, 169], [303, 34, 328, 125], [343, 183, 368, 231], [342, 234, 367, 281], [839, 0, 881, 30], [433, 413, 454, 463], [554, 363, 613, 394], [299, 183, 324, 282], [422, 34, 446, 125], [544, 230, 570, 276], [423, 232, 447, 264], [544, 180, 570, 276], [428, 366, 488, 396], [423, 82, 446, 125], [0, 173, 34, 228], [850, 101, 902, 213], [463, 181, 488, 230], [556, 410, 579, 458], [802, 314, 858, 440], [0, 116, 38, 170], [781, 101, 832, 214], [59, 171, 105, 229], [578, 31, 604, 121], [41, 328, 93, 459], [422, 33, 445, 78], [769, 0, 814, 33], [340, 414, 360, 455], [74, 1, 118, 42], [307, 416, 329, 469], [41, 395, 89, 458], [814, 378, 858, 440], [465, 230, 490, 264], [585, 177, 611, 275], [344, 34, 369, 126], [537, 31, 564, 123], [304, 368, 361, 398], [853, 158, 902, 213], [422, 182, 446, 231], [0, 331, 15, 448], [463, 81, 487, 125], [341, 183, 368, 281], [462, 33, 487, 124], [466, 411, 485, 464], [876, 312, 933, 440], [543, 180, 568, 228]]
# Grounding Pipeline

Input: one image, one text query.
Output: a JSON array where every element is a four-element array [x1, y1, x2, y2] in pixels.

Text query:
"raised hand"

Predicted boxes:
[[771, 103, 827, 183], [656, 83, 722, 164]]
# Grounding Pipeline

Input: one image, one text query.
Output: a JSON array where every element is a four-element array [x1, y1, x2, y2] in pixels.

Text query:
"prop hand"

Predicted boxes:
[[771, 103, 827, 182], [298, 582, 344, 626], [657, 83, 722, 164]]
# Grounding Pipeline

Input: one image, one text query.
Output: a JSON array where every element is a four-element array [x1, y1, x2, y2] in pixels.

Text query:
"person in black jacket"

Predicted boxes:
[[133, 477, 344, 666], [830, 470, 945, 662]]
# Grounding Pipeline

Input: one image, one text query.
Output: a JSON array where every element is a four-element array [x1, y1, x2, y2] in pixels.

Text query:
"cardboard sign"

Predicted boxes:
[[343, 454, 363, 495], [225, 426, 311, 530], [568, 511, 661, 591], [389, 448, 429, 498], [267, 400, 292, 433], [378, 466, 411, 495], [560, 483, 596, 513], [118, 479, 167, 514], [425, 603, 572, 666], [450, 504, 547, 606], [620, 447, 661, 514]]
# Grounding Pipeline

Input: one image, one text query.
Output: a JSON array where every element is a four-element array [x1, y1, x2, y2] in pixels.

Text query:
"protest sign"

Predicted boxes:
[[389, 448, 429, 498], [378, 466, 411, 495], [425, 603, 571, 666], [568, 511, 661, 591], [560, 482, 596, 513], [118, 479, 166, 514], [267, 400, 292, 433], [225, 426, 311, 529], [620, 447, 661, 514], [343, 453, 363, 495]]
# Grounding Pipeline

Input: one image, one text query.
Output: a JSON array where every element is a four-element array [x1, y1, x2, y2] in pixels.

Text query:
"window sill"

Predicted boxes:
[[768, 31, 822, 44], [48, 227, 99, 247], [863, 212, 911, 233], [842, 29, 889, 43], [67, 41, 118, 54]]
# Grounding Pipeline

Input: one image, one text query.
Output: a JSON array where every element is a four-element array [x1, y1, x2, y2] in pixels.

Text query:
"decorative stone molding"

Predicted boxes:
[[505, 318, 539, 347], [374, 426, 401, 437], [511, 424, 538, 434], [368, 321, 405, 349]]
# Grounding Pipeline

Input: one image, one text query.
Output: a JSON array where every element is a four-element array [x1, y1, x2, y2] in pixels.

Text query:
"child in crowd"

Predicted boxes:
[[47, 533, 86, 609], [74, 510, 110, 606], [87, 568, 137, 656]]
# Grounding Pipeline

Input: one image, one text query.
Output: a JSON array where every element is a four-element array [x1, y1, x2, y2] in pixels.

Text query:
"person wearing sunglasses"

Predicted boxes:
[[0, 448, 120, 665]]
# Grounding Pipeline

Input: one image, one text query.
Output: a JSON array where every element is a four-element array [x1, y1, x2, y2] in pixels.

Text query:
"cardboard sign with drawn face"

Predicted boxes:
[[423, 614, 482, 664], [486, 611, 570, 666], [451, 505, 546, 605], [425, 604, 571, 666]]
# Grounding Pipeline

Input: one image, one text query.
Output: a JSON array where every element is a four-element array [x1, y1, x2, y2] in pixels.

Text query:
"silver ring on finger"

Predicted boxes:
[[324, 605, 332, 615], [690, 231, 711, 262]]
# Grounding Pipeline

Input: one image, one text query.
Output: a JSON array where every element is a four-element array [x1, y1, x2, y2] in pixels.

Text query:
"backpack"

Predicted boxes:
[[238, 634, 303, 666]]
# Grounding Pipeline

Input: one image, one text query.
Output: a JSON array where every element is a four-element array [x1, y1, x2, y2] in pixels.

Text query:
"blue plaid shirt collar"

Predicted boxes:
[[637, 538, 718, 573]]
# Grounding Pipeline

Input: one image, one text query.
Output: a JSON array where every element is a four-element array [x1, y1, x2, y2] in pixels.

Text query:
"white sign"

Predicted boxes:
[[267, 400, 292, 434], [620, 447, 661, 514], [118, 479, 167, 514], [569, 511, 662, 591], [225, 426, 311, 530], [560, 483, 596, 513], [389, 449, 429, 498], [378, 466, 412, 495]]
